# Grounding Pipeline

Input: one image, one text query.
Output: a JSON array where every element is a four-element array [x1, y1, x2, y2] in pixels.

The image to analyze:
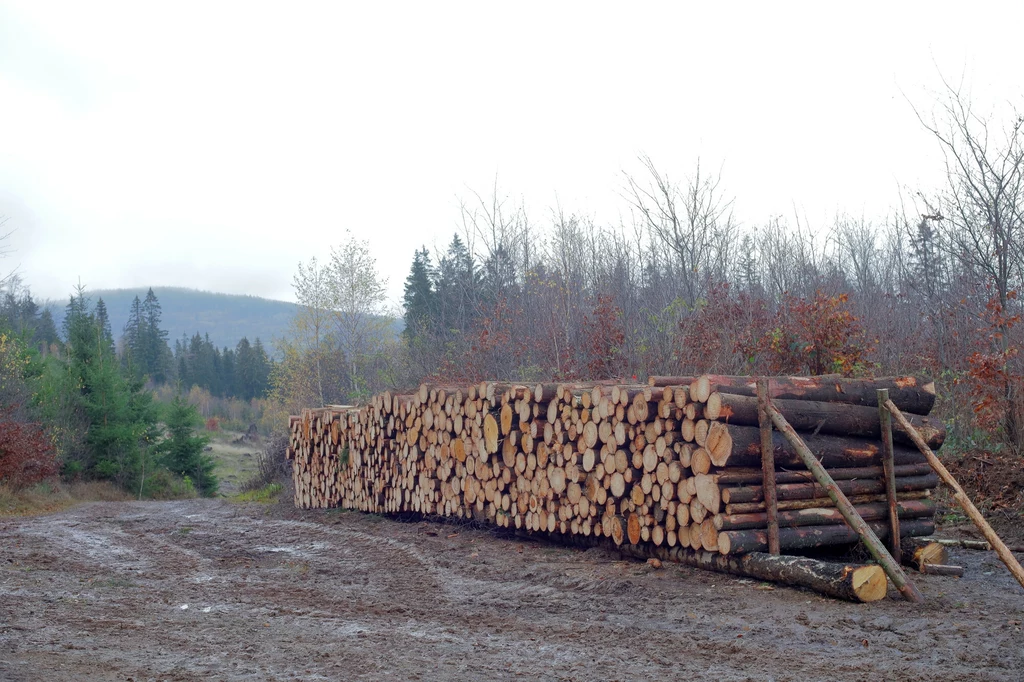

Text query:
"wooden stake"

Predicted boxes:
[[756, 378, 780, 555], [878, 388, 901, 559], [885, 399, 1024, 592], [765, 399, 924, 602]]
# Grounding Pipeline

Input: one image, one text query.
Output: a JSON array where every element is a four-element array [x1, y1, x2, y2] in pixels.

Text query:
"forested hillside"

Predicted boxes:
[[45, 288, 299, 353]]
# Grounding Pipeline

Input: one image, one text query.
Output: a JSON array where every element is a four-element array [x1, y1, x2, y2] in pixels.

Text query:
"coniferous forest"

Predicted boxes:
[[0, 279, 273, 497]]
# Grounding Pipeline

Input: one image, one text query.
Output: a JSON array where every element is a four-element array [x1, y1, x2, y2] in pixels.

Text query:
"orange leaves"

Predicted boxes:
[[676, 287, 871, 377], [773, 291, 873, 376], [0, 411, 58, 488], [583, 295, 625, 380]]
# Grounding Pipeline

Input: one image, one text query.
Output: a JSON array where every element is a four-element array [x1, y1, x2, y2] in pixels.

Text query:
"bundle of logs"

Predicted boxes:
[[287, 375, 943, 593]]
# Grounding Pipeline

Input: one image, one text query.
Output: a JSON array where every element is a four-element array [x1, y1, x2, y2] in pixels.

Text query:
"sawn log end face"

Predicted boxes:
[[852, 565, 888, 602]]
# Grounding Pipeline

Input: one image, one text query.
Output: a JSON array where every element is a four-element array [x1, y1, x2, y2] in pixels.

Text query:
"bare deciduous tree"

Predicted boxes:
[[625, 155, 736, 304]]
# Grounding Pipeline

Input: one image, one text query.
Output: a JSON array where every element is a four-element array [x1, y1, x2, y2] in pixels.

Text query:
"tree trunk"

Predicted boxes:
[[720, 473, 939, 504], [615, 543, 888, 603], [714, 462, 934, 486], [719, 426, 929, 469], [714, 499, 935, 531], [648, 375, 936, 415], [712, 394, 946, 449], [724, 490, 931, 515], [718, 519, 935, 555]]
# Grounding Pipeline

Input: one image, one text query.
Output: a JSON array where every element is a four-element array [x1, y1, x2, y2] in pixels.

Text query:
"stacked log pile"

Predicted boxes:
[[287, 375, 942, 559]]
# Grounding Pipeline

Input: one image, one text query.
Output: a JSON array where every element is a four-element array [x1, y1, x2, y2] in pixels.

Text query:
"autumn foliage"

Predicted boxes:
[[677, 286, 873, 378], [0, 409, 57, 488]]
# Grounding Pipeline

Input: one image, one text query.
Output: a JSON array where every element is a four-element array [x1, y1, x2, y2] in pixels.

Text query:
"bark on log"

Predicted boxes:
[[615, 543, 888, 603], [713, 462, 935, 486], [721, 426, 928, 469], [765, 401, 924, 602], [713, 499, 936, 531], [718, 519, 935, 555], [724, 490, 931, 515], [920, 564, 965, 576], [648, 375, 936, 414], [715, 394, 945, 449], [721, 473, 939, 504], [928, 538, 1024, 553]]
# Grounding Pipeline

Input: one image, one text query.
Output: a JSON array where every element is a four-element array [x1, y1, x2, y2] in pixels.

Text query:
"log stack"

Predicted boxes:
[[287, 375, 942, 561]]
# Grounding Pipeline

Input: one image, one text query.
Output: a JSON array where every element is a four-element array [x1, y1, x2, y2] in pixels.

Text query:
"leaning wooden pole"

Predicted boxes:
[[765, 399, 924, 602], [885, 399, 1024, 592], [757, 378, 780, 554], [878, 388, 901, 558]]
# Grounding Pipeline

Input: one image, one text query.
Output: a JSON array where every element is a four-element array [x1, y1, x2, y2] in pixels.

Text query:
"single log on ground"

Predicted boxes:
[[928, 538, 1024, 553], [649, 375, 936, 415], [718, 518, 935, 555], [719, 426, 928, 469], [920, 564, 965, 576], [616, 543, 888, 603], [713, 395, 945, 449], [713, 499, 936, 531], [516, 529, 887, 602], [721, 473, 939, 504], [901, 537, 949, 570]]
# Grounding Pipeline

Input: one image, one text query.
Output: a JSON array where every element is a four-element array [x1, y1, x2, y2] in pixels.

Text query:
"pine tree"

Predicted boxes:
[[220, 347, 235, 398], [436, 235, 481, 335], [122, 295, 146, 380], [63, 286, 156, 488], [403, 246, 436, 338], [94, 298, 115, 356], [252, 338, 270, 398], [157, 396, 217, 496], [235, 337, 255, 400], [141, 289, 171, 383], [35, 308, 59, 352]]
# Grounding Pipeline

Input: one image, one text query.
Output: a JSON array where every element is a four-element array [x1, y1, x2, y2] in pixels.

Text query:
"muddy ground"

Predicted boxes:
[[1, 500, 1023, 681]]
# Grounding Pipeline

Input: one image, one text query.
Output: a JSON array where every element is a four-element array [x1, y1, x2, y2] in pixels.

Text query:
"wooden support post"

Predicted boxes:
[[877, 388, 901, 559], [885, 399, 1024, 592], [765, 399, 924, 603], [756, 378, 780, 554]]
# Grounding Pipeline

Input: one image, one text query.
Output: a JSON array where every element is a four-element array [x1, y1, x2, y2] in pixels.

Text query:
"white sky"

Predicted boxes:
[[1, 1, 1022, 307]]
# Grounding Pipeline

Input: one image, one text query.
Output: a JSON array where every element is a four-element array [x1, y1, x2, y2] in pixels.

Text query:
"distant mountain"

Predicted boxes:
[[45, 287, 300, 353]]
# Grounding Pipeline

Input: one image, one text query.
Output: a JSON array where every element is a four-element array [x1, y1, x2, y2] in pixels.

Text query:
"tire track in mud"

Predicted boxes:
[[1, 499, 1023, 681]]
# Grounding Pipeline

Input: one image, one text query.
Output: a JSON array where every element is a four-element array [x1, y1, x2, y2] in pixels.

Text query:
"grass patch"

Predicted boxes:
[[0, 480, 131, 517], [232, 482, 283, 504], [205, 429, 262, 495]]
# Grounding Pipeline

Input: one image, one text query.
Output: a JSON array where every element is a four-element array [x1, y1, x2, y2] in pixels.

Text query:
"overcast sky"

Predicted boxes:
[[2, 1, 1022, 307]]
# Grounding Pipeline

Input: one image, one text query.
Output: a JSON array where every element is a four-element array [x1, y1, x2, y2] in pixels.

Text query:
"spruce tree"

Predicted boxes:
[[64, 286, 157, 488], [35, 308, 59, 352], [95, 298, 115, 356], [141, 289, 171, 383], [235, 337, 255, 400], [252, 338, 270, 398], [403, 246, 436, 338], [157, 396, 217, 496], [122, 295, 145, 380]]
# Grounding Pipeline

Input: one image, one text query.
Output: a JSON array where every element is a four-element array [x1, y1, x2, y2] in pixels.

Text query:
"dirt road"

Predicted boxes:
[[1, 499, 1022, 681]]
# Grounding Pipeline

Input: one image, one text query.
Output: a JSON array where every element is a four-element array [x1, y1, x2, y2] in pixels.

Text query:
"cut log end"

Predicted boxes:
[[851, 565, 889, 602]]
